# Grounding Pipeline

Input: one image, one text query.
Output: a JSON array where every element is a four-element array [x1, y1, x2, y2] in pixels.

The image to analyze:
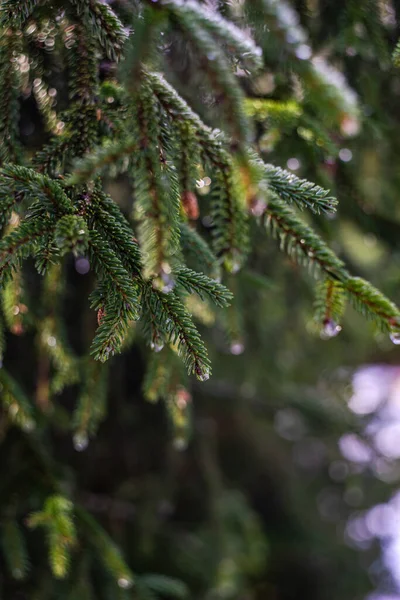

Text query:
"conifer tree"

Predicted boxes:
[[1, 0, 400, 598]]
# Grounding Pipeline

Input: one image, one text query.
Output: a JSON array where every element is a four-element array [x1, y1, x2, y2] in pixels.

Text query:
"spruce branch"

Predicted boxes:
[[88, 231, 141, 361], [0, 165, 75, 215], [0, 26, 23, 164], [62, 18, 99, 154], [0, 217, 52, 283], [131, 81, 180, 280], [210, 155, 250, 273], [313, 278, 346, 334], [67, 138, 138, 184], [0, 369, 36, 432], [139, 573, 189, 599], [247, 0, 359, 126], [261, 163, 337, 215], [176, 266, 232, 308], [393, 38, 400, 68], [2, 267, 30, 335], [76, 506, 135, 589], [263, 194, 346, 279], [262, 196, 400, 331], [69, 0, 128, 61], [73, 358, 108, 446], [161, 0, 262, 71], [143, 348, 186, 403], [179, 222, 220, 278], [88, 229, 141, 306], [90, 189, 142, 275], [27, 496, 77, 579], [0, 0, 38, 28], [143, 284, 211, 380], [163, 8, 249, 143], [39, 265, 79, 395], [346, 276, 400, 331]]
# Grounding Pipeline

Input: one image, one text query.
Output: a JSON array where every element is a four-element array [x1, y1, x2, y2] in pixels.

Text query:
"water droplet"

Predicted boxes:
[[250, 197, 267, 217], [22, 419, 35, 433], [390, 331, 400, 345], [47, 336, 57, 347], [339, 148, 353, 162], [225, 251, 242, 274], [153, 269, 176, 294], [196, 367, 210, 382], [173, 437, 187, 451], [321, 319, 342, 339], [287, 157, 301, 170], [230, 262, 241, 274], [73, 432, 89, 452], [12, 568, 23, 579], [75, 257, 90, 275], [295, 44, 312, 60], [150, 340, 164, 353], [118, 577, 133, 589], [230, 341, 245, 355]]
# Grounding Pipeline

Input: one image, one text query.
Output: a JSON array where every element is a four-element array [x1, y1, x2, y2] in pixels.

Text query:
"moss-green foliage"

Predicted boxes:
[[0, 0, 399, 596]]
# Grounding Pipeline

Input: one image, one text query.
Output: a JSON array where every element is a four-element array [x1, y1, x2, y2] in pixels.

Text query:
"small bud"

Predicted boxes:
[[97, 306, 106, 325], [181, 190, 199, 220]]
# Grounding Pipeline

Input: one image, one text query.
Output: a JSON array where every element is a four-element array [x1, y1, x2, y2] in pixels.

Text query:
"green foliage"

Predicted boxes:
[[28, 496, 77, 578], [0, 0, 400, 597]]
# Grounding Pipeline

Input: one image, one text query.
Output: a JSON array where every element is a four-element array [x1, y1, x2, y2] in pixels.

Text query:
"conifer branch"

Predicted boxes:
[[27, 496, 77, 579], [131, 81, 180, 280], [261, 164, 337, 215], [39, 265, 79, 394], [90, 189, 142, 275], [0, 27, 23, 164], [346, 277, 400, 331], [179, 222, 220, 278], [0, 369, 36, 432], [262, 196, 400, 331], [2, 268, 30, 335], [210, 156, 250, 272], [0, 217, 52, 283], [88, 230, 141, 361], [75, 506, 134, 589], [0, 165, 75, 215], [0, 0, 38, 28], [176, 266, 232, 308], [73, 358, 108, 445], [263, 194, 346, 279], [161, 0, 262, 71], [68, 138, 138, 184], [313, 278, 346, 333], [88, 230, 141, 305], [143, 284, 211, 380], [161, 8, 249, 142], [143, 348, 186, 403], [68, 0, 128, 61]]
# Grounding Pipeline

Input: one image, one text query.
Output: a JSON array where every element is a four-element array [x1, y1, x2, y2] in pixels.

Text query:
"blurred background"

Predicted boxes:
[[5, 0, 400, 599]]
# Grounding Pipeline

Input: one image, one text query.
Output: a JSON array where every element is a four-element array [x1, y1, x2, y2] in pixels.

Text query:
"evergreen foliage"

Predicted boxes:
[[1, 0, 400, 597]]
